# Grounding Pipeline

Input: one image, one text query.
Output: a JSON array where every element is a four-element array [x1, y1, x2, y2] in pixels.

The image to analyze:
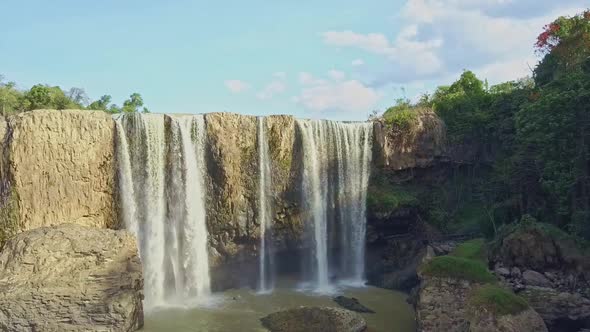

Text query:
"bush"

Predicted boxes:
[[451, 238, 487, 263], [420, 256, 496, 283], [469, 284, 529, 316]]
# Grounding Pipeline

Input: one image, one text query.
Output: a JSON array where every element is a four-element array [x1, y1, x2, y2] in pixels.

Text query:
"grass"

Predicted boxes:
[[450, 238, 487, 263], [420, 256, 496, 283], [469, 284, 529, 316], [366, 184, 418, 213]]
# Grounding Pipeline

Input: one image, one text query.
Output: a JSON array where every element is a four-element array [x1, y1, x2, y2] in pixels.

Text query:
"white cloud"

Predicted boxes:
[[224, 80, 250, 93], [328, 70, 346, 81], [322, 0, 586, 85], [257, 80, 287, 100], [299, 72, 327, 86], [351, 59, 364, 66], [294, 72, 379, 113], [295, 80, 379, 113]]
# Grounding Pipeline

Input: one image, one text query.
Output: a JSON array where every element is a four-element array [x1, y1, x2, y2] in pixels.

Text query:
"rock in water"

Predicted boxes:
[[260, 307, 366, 332], [0, 224, 144, 332], [333, 296, 375, 313]]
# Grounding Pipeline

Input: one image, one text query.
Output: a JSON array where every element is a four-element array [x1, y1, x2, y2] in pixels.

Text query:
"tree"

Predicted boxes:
[[88, 95, 113, 111], [0, 76, 21, 116], [122, 93, 149, 113], [25, 84, 52, 110], [67, 87, 89, 107]]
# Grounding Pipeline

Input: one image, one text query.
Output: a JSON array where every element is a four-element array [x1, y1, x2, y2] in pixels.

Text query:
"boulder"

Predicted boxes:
[[522, 270, 552, 288], [260, 307, 366, 332], [333, 296, 375, 313], [469, 308, 547, 332], [0, 224, 143, 332], [520, 287, 590, 330]]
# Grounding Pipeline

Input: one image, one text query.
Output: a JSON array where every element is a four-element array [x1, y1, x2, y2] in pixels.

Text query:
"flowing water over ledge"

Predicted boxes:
[[142, 279, 416, 332]]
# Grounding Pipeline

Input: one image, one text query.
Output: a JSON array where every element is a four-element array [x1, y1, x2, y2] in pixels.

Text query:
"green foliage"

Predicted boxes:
[[469, 284, 529, 316], [451, 238, 487, 263], [0, 74, 149, 115], [420, 256, 496, 283], [383, 98, 418, 129], [367, 184, 418, 213]]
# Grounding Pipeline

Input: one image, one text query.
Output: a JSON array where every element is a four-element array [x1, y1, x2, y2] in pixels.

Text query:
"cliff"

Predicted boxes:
[[0, 109, 446, 287], [0, 110, 116, 245]]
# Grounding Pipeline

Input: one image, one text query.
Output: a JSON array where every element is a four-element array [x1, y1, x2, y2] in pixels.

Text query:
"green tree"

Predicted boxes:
[[122, 93, 149, 113]]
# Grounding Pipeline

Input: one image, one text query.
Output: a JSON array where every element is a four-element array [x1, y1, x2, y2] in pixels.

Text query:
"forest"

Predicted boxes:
[[378, 9, 590, 241]]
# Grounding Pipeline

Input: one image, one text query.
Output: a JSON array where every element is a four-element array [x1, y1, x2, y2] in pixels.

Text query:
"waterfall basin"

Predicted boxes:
[[142, 279, 415, 332]]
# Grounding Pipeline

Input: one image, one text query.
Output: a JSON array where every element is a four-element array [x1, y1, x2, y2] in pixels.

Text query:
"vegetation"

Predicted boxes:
[[383, 99, 419, 129], [469, 284, 529, 316], [375, 9, 590, 241], [420, 256, 496, 283], [450, 238, 487, 263], [367, 183, 418, 213], [0, 75, 149, 116]]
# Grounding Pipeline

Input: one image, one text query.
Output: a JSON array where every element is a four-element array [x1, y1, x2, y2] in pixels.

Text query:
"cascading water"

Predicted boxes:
[[257, 116, 274, 293], [296, 119, 373, 292], [115, 113, 211, 309]]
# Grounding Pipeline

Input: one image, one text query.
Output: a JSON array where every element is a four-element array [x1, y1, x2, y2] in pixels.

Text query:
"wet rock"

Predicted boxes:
[[495, 267, 511, 277], [511, 267, 522, 278], [470, 308, 547, 332], [523, 270, 553, 288], [0, 224, 144, 332], [260, 306, 366, 332], [520, 287, 590, 330], [333, 296, 375, 313]]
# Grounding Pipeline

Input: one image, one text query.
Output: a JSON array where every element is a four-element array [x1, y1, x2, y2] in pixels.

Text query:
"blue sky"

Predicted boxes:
[[1, 0, 587, 120]]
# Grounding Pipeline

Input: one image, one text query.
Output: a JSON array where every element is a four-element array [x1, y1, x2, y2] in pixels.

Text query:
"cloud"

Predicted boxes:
[[293, 73, 380, 113], [322, 1, 586, 86], [351, 59, 364, 66], [224, 80, 249, 93], [328, 70, 346, 81], [257, 81, 287, 100]]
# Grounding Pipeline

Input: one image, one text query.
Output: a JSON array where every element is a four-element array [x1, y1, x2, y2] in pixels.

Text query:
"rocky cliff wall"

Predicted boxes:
[[0, 110, 116, 245], [0, 110, 447, 274]]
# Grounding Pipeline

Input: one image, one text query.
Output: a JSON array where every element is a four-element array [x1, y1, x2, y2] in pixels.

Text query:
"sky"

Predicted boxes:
[[1, 0, 587, 121]]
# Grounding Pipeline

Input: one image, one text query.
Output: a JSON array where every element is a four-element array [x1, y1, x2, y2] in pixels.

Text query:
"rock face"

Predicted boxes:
[[372, 109, 446, 170], [416, 277, 474, 331], [0, 224, 143, 332], [520, 287, 590, 331], [260, 307, 367, 332], [0, 110, 116, 245], [469, 308, 548, 332], [415, 276, 548, 332]]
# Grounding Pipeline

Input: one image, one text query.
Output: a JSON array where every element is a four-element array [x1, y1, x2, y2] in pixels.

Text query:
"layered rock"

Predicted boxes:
[[0, 224, 143, 332], [0, 110, 116, 245]]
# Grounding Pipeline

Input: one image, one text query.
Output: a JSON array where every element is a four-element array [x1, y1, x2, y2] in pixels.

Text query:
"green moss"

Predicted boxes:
[[367, 185, 418, 213], [451, 238, 487, 263], [469, 284, 529, 316], [420, 256, 496, 283]]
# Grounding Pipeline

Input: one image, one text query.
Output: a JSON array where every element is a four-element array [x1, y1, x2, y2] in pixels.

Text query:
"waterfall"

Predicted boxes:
[[257, 117, 274, 293], [115, 113, 211, 309], [296, 119, 373, 292]]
